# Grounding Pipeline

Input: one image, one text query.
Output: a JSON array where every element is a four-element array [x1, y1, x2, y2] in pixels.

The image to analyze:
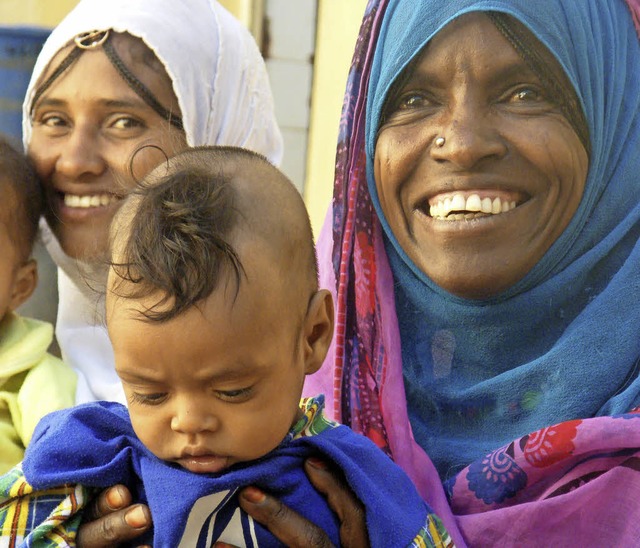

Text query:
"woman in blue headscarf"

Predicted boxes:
[[74, 0, 640, 545], [305, 0, 640, 544]]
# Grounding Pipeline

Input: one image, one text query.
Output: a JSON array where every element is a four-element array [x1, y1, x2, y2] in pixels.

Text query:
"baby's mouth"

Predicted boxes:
[[426, 191, 525, 220]]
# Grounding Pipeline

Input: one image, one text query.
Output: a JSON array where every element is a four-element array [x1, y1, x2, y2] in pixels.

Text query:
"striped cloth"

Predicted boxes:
[[0, 464, 97, 547]]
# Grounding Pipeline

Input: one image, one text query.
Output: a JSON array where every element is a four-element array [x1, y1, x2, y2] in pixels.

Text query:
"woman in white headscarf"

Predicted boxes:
[[22, 0, 283, 406]]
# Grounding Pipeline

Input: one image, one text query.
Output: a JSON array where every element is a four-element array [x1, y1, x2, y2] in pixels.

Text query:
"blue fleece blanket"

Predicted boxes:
[[19, 398, 432, 547]]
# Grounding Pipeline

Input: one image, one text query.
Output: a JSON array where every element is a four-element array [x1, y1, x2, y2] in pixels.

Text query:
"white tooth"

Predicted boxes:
[[79, 196, 91, 207], [89, 195, 101, 207], [501, 200, 511, 213], [492, 197, 501, 214], [510, 201, 516, 210], [430, 204, 436, 217], [100, 194, 111, 206], [481, 197, 493, 214], [443, 197, 452, 216], [64, 194, 80, 207], [451, 194, 465, 211], [466, 194, 482, 212]]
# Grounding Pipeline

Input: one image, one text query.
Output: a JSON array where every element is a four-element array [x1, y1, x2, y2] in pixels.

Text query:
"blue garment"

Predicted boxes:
[[20, 398, 431, 547], [364, 0, 640, 479]]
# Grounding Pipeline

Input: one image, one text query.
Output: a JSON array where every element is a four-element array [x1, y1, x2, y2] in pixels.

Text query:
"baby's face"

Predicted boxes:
[[107, 238, 313, 474], [0, 195, 34, 321], [0, 218, 20, 320]]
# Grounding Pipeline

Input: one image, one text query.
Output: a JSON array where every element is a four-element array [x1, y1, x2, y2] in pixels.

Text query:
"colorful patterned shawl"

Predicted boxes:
[[306, 0, 640, 545]]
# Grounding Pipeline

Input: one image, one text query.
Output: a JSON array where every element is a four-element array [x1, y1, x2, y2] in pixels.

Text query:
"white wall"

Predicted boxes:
[[263, 0, 317, 193]]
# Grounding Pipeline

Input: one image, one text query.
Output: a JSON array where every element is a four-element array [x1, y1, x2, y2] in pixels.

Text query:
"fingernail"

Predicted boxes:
[[306, 457, 329, 470], [125, 505, 149, 529], [105, 486, 125, 509], [241, 486, 266, 504]]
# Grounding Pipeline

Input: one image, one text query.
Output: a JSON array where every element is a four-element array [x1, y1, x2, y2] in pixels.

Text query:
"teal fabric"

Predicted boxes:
[[364, 0, 640, 479]]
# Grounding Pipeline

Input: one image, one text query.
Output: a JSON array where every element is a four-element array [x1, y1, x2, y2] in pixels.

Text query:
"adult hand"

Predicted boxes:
[[215, 457, 369, 548], [76, 485, 152, 548]]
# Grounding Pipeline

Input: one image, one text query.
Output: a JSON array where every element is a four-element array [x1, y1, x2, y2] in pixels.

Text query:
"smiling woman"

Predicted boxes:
[[21, 0, 282, 407], [300, 0, 640, 544], [29, 32, 188, 260], [373, 13, 589, 299]]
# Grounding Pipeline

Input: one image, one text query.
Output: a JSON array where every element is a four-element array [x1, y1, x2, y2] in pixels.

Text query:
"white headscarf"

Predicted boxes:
[[23, 0, 283, 404]]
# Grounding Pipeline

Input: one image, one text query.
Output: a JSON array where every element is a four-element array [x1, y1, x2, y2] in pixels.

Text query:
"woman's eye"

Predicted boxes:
[[110, 116, 143, 130], [398, 92, 431, 109], [130, 392, 167, 406], [215, 387, 253, 403], [38, 114, 68, 128], [510, 87, 544, 103]]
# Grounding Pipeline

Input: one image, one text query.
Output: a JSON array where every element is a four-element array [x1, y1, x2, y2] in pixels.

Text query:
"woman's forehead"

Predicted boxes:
[[36, 31, 173, 99]]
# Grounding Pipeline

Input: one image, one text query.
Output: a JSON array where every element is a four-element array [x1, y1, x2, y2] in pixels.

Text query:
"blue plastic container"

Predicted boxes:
[[0, 26, 50, 141]]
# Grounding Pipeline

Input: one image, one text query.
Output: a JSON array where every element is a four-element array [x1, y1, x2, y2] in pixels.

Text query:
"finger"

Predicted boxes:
[[305, 458, 369, 548], [83, 485, 132, 522], [76, 504, 151, 548], [239, 486, 335, 548]]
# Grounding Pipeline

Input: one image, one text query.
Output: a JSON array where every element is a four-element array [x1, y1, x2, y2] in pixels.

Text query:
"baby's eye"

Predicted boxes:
[[130, 392, 167, 406], [215, 387, 253, 403]]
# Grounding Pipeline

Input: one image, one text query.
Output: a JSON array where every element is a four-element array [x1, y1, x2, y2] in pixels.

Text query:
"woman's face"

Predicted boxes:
[[28, 34, 188, 260], [374, 12, 589, 299]]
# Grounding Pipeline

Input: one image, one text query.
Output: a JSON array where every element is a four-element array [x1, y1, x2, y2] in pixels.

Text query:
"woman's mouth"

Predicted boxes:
[[63, 193, 121, 208], [426, 191, 526, 220]]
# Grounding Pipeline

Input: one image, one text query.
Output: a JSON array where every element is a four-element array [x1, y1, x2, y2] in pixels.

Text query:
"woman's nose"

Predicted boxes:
[[431, 101, 507, 169], [55, 125, 106, 179], [170, 400, 218, 435]]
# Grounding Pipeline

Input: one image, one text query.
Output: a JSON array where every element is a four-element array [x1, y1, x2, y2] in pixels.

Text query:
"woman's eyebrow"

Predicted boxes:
[[407, 57, 538, 88], [33, 96, 147, 110], [32, 97, 66, 109], [102, 98, 149, 109]]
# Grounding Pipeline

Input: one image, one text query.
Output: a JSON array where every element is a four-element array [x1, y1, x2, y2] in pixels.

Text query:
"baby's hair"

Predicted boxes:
[[111, 146, 316, 323], [0, 135, 43, 261]]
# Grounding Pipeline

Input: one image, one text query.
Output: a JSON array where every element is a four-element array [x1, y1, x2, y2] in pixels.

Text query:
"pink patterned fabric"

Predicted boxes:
[[306, 0, 640, 545]]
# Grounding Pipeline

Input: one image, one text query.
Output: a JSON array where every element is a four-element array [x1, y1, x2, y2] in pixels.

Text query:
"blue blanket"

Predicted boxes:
[[17, 397, 436, 547]]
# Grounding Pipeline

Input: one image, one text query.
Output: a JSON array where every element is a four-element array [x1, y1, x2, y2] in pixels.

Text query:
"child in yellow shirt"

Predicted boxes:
[[0, 137, 76, 473]]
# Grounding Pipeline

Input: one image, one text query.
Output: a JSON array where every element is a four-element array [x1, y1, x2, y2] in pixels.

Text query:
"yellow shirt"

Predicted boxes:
[[0, 312, 76, 473]]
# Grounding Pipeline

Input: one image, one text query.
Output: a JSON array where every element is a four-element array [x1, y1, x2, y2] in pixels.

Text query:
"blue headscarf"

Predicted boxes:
[[365, 0, 640, 479]]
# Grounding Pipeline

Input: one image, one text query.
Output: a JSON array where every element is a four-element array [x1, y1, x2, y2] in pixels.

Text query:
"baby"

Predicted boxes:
[[1, 146, 441, 546], [0, 137, 76, 474]]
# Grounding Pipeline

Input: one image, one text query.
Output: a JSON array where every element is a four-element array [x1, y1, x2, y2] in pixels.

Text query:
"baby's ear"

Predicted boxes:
[[9, 259, 38, 311], [302, 289, 334, 375]]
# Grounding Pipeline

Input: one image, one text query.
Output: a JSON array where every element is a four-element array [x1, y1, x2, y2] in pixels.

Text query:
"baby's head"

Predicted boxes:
[[106, 146, 334, 474], [0, 137, 43, 322]]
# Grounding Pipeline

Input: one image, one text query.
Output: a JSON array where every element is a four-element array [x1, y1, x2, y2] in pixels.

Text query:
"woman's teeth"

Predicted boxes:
[[63, 194, 120, 208], [429, 193, 517, 220]]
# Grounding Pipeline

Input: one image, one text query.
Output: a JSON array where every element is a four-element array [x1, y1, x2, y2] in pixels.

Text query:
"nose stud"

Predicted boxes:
[[434, 136, 446, 148]]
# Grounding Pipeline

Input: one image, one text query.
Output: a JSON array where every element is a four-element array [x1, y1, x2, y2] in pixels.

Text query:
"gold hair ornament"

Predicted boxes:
[[74, 30, 110, 49]]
